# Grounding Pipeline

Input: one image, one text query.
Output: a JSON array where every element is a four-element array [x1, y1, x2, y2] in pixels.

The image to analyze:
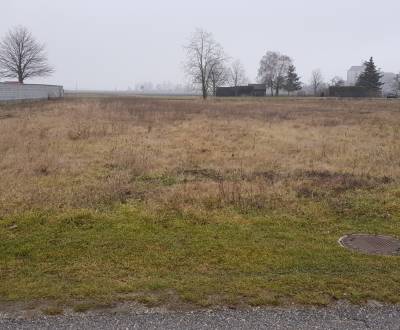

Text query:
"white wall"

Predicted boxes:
[[347, 67, 364, 86], [0, 83, 64, 101]]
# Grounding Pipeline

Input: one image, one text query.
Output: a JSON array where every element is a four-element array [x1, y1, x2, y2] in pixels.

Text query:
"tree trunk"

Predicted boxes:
[[201, 77, 207, 99], [202, 85, 207, 99], [212, 81, 216, 96], [18, 72, 23, 83], [202, 89, 207, 99]]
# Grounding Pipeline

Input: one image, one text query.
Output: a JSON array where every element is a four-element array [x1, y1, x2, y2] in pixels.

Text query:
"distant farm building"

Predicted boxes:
[[328, 86, 375, 98], [216, 84, 266, 97]]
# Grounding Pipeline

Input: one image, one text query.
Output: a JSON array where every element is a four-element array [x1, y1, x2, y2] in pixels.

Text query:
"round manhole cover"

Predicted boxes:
[[339, 234, 400, 256]]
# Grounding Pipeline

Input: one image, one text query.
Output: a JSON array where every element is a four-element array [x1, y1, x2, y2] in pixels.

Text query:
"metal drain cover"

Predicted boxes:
[[339, 234, 400, 256]]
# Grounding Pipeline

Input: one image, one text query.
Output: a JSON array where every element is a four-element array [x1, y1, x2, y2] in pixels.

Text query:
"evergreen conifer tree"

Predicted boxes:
[[283, 65, 302, 95], [356, 57, 383, 95]]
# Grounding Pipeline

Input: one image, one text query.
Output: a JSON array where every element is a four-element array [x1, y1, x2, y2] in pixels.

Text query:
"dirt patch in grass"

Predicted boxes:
[[295, 170, 393, 198], [300, 170, 392, 191], [180, 168, 224, 181]]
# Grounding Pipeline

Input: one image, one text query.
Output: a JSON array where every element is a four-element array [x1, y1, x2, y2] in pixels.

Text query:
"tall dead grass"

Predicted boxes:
[[0, 96, 399, 217]]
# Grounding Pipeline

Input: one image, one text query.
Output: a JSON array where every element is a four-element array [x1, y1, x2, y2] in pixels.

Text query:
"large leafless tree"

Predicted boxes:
[[257, 51, 292, 96], [0, 26, 53, 83], [310, 69, 324, 96], [184, 29, 227, 99], [209, 61, 229, 97], [229, 59, 247, 95]]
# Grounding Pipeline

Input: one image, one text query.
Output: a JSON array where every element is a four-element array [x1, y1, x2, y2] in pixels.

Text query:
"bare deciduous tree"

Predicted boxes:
[[184, 29, 227, 99], [391, 73, 400, 96], [257, 51, 292, 96], [209, 61, 229, 96], [0, 26, 53, 83], [310, 69, 324, 96], [329, 76, 345, 87], [229, 59, 247, 95]]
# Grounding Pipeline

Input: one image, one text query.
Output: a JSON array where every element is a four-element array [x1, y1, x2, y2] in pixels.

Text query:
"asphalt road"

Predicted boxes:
[[1, 303, 400, 330]]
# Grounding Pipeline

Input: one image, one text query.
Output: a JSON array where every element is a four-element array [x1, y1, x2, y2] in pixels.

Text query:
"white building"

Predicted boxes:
[[347, 66, 365, 86], [347, 65, 397, 95]]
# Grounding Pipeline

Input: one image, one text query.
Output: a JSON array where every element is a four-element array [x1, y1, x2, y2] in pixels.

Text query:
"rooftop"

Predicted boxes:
[[348, 66, 364, 71]]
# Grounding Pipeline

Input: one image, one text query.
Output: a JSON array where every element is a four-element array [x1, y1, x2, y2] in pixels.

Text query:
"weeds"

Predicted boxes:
[[0, 97, 400, 307]]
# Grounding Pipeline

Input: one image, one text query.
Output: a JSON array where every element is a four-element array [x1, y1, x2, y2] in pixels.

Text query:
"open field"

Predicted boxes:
[[0, 96, 400, 311]]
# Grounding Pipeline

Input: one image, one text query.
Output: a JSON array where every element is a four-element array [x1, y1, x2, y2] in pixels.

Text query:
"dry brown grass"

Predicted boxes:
[[0, 96, 399, 216], [1, 96, 400, 307]]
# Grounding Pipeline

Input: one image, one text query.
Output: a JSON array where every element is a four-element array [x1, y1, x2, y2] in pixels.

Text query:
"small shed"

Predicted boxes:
[[216, 84, 266, 97]]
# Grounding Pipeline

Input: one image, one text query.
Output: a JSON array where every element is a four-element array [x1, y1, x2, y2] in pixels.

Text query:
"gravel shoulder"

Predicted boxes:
[[1, 302, 400, 330]]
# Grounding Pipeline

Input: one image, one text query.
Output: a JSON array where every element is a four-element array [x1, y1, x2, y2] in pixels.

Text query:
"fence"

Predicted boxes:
[[0, 83, 64, 102]]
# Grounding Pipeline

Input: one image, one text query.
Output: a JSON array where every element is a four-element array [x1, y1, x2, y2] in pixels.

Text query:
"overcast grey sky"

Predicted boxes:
[[2, 0, 399, 90]]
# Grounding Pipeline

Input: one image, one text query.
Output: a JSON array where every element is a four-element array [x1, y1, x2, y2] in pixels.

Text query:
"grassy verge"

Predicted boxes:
[[1, 187, 399, 308]]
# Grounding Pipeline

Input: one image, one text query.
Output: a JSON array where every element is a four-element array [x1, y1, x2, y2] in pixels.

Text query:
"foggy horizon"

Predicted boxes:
[[2, 0, 399, 90]]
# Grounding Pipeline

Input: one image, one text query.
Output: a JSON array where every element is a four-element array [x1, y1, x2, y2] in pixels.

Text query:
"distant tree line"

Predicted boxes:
[[1, 25, 396, 98], [257, 51, 302, 96], [184, 30, 303, 99], [184, 28, 396, 99]]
